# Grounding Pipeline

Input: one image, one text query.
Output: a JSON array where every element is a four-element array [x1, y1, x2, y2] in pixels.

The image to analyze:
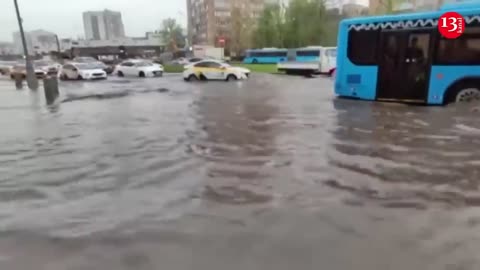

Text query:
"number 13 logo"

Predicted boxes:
[[438, 12, 465, 39]]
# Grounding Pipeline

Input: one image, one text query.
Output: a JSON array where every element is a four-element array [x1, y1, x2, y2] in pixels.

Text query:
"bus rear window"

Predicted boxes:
[[326, 49, 337, 57], [296, 50, 320, 57], [347, 30, 379, 65]]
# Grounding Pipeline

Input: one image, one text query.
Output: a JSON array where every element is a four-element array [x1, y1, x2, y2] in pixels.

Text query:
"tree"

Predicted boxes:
[[252, 3, 285, 48], [160, 18, 185, 52], [230, 1, 255, 56], [283, 0, 327, 48], [323, 7, 346, 46], [374, 0, 404, 14], [252, 0, 329, 49]]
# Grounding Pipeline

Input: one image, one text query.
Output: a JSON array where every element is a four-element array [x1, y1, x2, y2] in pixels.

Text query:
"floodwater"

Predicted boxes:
[[0, 74, 479, 270]]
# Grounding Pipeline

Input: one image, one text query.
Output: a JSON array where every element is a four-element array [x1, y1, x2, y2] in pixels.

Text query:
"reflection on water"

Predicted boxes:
[[330, 99, 480, 209], [192, 81, 279, 205], [0, 75, 479, 269]]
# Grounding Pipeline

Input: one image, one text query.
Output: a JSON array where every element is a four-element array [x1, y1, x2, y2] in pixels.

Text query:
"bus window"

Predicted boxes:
[[326, 49, 337, 57], [406, 34, 429, 64], [347, 30, 379, 65], [296, 50, 320, 57], [435, 27, 480, 65]]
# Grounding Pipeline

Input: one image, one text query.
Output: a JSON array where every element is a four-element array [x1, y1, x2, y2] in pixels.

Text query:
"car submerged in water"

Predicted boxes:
[[183, 60, 250, 82], [114, 59, 164, 78], [9, 63, 47, 80], [59, 62, 107, 80]]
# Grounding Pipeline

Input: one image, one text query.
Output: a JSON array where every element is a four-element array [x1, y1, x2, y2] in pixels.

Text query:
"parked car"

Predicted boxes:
[[99, 60, 120, 74], [0, 61, 17, 75], [74, 57, 114, 74], [183, 60, 250, 82], [115, 59, 164, 78], [187, 57, 204, 63], [73, 56, 98, 63], [169, 57, 189, 66], [59, 62, 107, 80], [9, 63, 46, 79], [34, 60, 60, 75]]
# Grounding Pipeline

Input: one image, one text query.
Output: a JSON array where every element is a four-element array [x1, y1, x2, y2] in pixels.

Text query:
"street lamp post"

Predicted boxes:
[[13, 0, 38, 90]]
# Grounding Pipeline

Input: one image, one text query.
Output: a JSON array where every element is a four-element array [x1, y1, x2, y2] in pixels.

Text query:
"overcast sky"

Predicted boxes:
[[0, 0, 187, 42]]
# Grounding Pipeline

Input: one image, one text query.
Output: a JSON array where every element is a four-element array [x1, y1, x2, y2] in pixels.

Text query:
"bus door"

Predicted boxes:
[[377, 30, 432, 103]]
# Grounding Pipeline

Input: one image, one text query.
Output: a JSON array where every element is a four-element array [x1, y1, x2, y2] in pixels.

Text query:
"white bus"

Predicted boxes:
[[277, 46, 337, 76]]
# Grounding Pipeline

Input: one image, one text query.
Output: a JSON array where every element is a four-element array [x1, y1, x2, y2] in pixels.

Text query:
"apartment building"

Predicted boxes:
[[187, 0, 276, 47]]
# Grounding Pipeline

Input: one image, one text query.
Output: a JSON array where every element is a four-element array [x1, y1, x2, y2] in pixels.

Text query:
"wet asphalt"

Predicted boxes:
[[0, 73, 479, 269]]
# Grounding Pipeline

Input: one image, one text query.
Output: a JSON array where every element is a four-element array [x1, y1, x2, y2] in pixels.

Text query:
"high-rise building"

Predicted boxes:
[[83, 9, 126, 40], [187, 0, 274, 47]]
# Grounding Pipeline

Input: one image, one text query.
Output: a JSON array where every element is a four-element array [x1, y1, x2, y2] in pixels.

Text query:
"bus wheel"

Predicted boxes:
[[252, 59, 258, 64], [455, 87, 480, 103]]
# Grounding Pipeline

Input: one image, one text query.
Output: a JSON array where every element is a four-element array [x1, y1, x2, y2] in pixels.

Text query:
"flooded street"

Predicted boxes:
[[0, 74, 480, 269]]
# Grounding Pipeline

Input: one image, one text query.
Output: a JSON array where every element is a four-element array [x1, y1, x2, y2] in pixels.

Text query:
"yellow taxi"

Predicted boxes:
[[183, 60, 250, 82]]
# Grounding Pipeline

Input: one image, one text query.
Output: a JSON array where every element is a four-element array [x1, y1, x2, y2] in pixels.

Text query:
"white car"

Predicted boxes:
[[0, 61, 17, 75], [35, 60, 61, 75], [183, 60, 250, 82], [9, 64, 46, 79], [59, 62, 107, 80], [115, 60, 164, 78], [73, 56, 98, 63]]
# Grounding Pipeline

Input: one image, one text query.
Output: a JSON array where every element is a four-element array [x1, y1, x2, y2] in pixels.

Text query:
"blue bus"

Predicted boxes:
[[243, 48, 288, 64], [295, 47, 322, 62], [335, 1, 480, 105]]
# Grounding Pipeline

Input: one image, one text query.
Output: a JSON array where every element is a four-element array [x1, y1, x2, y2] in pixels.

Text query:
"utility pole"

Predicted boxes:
[[13, 0, 38, 90], [55, 34, 63, 64]]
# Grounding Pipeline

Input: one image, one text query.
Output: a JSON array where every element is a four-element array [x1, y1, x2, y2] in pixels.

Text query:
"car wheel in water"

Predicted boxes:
[[455, 87, 480, 103], [331, 69, 336, 79], [77, 75, 83, 80], [139, 71, 145, 78], [117, 71, 124, 77], [60, 73, 68, 80], [188, 74, 198, 82], [226, 74, 237, 82]]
